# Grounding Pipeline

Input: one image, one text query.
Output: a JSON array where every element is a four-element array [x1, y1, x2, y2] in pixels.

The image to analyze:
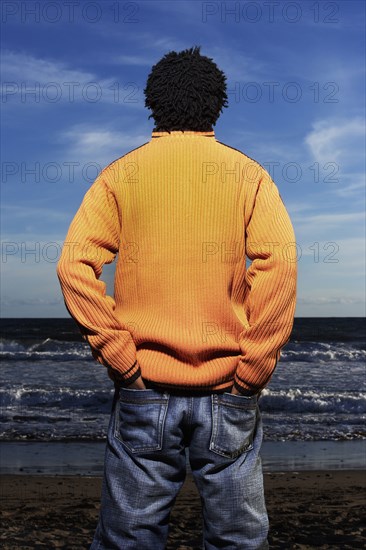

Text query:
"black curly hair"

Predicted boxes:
[[144, 45, 228, 132]]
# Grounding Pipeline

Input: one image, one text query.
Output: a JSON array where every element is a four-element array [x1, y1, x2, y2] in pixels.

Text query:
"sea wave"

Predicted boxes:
[[260, 388, 366, 414], [0, 338, 91, 361], [1, 338, 365, 363], [0, 386, 112, 410], [1, 386, 365, 443], [1, 385, 365, 415], [281, 344, 366, 362]]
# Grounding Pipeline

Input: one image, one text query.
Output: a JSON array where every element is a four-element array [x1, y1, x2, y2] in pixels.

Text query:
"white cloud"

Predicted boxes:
[[298, 296, 364, 306], [61, 126, 148, 165], [113, 54, 156, 67], [293, 220, 365, 273], [2, 50, 95, 84], [2, 204, 69, 223], [291, 208, 365, 245], [332, 174, 366, 198], [305, 117, 365, 166], [2, 297, 63, 307], [300, 237, 365, 274], [1, 50, 145, 108], [149, 36, 193, 53], [203, 45, 265, 82], [111, 36, 263, 82], [293, 211, 365, 229]]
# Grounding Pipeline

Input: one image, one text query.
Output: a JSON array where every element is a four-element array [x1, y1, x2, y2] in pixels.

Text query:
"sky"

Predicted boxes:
[[1, 0, 365, 318]]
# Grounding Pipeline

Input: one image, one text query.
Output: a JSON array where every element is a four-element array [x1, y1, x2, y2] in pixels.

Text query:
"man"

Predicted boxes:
[[57, 46, 297, 549]]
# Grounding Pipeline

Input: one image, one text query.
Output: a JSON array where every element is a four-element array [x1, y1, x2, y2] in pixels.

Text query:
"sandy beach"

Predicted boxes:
[[1, 470, 365, 549]]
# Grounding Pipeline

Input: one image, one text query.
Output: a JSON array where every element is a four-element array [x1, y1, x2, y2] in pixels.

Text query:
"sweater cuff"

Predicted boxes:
[[108, 360, 141, 386], [234, 370, 260, 396]]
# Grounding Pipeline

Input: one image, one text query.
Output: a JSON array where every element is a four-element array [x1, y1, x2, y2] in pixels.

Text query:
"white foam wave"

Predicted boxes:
[[260, 388, 366, 413]]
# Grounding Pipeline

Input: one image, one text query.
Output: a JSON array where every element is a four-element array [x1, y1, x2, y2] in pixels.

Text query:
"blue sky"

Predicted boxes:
[[1, 0, 365, 318]]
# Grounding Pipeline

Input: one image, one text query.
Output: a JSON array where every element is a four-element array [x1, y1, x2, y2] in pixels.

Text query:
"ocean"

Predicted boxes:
[[1, 317, 365, 444]]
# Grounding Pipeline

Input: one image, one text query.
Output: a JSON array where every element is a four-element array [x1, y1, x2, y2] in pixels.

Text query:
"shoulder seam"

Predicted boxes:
[[215, 140, 267, 173], [99, 140, 150, 178]]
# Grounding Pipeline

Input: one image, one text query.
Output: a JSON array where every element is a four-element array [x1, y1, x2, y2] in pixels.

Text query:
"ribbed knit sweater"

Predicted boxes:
[[57, 130, 297, 395]]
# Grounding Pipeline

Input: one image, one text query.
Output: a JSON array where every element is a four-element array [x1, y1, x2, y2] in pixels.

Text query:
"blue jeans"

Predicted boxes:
[[90, 386, 269, 549]]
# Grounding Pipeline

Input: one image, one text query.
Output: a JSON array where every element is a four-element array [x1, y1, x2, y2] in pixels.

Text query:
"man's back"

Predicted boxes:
[[57, 129, 297, 395]]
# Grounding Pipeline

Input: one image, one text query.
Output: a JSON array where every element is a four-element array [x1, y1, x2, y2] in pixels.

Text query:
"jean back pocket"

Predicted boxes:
[[114, 388, 170, 453], [209, 392, 258, 459]]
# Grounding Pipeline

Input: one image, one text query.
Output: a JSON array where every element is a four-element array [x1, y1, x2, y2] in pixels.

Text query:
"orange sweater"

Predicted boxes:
[[57, 130, 297, 395]]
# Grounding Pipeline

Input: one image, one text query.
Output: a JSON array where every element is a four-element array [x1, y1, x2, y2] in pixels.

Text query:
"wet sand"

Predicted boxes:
[[1, 471, 365, 549]]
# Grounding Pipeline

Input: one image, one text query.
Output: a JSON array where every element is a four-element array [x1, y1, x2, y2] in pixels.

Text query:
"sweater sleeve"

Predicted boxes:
[[234, 171, 297, 395], [56, 175, 141, 385]]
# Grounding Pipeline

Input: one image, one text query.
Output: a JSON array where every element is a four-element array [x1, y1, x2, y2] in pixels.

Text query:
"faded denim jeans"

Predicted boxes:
[[90, 385, 269, 550]]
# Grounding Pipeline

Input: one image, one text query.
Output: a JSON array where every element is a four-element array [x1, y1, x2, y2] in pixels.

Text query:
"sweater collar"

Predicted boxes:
[[151, 130, 215, 139]]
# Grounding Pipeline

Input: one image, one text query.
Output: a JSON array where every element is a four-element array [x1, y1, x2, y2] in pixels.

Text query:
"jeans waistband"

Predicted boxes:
[[143, 380, 231, 397]]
